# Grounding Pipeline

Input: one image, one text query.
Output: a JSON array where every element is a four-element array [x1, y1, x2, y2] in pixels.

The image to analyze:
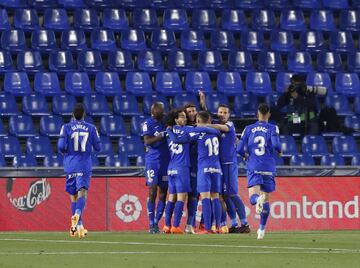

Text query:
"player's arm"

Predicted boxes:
[[92, 127, 101, 152], [143, 134, 164, 145], [271, 126, 282, 154], [166, 129, 191, 143], [57, 125, 68, 154], [236, 128, 248, 157], [193, 126, 221, 135], [199, 91, 207, 111]]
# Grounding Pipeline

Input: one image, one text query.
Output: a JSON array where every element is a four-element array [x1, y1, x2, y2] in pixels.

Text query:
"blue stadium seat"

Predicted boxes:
[[107, 50, 134, 73], [163, 9, 189, 31], [155, 72, 182, 96], [264, 0, 290, 9], [173, 93, 199, 109], [137, 50, 164, 72], [0, 50, 14, 73], [217, 72, 243, 95], [151, 0, 175, 9], [95, 72, 121, 96], [0, 93, 19, 116], [85, 0, 116, 8], [133, 8, 158, 31], [352, 0, 360, 8], [210, 0, 233, 8], [100, 115, 127, 137], [191, 9, 216, 31], [0, 119, 5, 136], [323, 0, 348, 9], [4, 72, 31, 96], [30, 0, 58, 8], [97, 136, 114, 158], [39, 115, 64, 137], [105, 154, 129, 167], [130, 115, 150, 135], [26, 136, 53, 158], [293, 0, 322, 9], [240, 31, 264, 52], [347, 51, 360, 73], [52, 94, 76, 115], [257, 51, 284, 73], [306, 72, 333, 94], [329, 31, 355, 54], [113, 94, 140, 116], [0, 154, 6, 167], [118, 136, 144, 158], [310, 10, 336, 31], [44, 154, 63, 167], [340, 10, 360, 32], [316, 52, 343, 73], [355, 96, 360, 115], [58, 0, 87, 8], [48, 50, 76, 74], [320, 154, 345, 166], [91, 154, 100, 166], [1, 0, 27, 8], [300, 31, 325, 54], [180, 30, 206, 52], [17, 50, 44, 74], [205, 93, 229, 114], [120, 29, 146, 52], [264, 92, 280, 107], [233, 93, 258, 117], [333, 136, 358, 156], [120, 0, 150, 8], [221, 9, 247, 32], [167, 49, 192, 73], [22, 93, 49, 116], [102, 8, 128, 31], [270, 31, 294, 53], [0, 136, 21, 157], [302, 135, 328, 156], [251, 9, 276, 31], [65, 72, 91, 96], [280, 9, 306, 32], [77, 50, 104, 74], [34, 72, 61, 96], [0, 9, 10, 30], [335, 73, 360, 96], [1, 29, 26, 53], [287, 51, 313, 73], [325, 94, 352, 116], [344, 115, 360, 131], [275, 71, 295, 93], [279, 135, 298, 156], [198, 50, 224, 72], [13, 154, 37, 167], [125, 72, 153, 95], [61, 29, 87, 52], [150, 28, 176, 52], [31, 29, 57, 53], [9, 115, 36, 137], [290, 154, 315, 166], [351, 154, 360, 165], [73, 8, 99, 31], [143, 94, 168, 114], [245, 71, 272, 96], [227, 50, 253, 73], [185, 71, 212, 93], [43, 8, 70, 31], [14, 9, 39, 32], [91, 29, 116, 52], [235, 0, 264, 9], [83, 94, 111, 116], [210, 30, 235, 52]]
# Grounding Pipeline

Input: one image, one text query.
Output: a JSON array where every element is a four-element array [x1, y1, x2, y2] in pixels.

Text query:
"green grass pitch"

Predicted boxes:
[[0, 231, 359, 268]]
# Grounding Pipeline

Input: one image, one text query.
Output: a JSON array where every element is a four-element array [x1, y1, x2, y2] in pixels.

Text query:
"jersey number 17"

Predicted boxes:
[[71, 132, 89, 152]]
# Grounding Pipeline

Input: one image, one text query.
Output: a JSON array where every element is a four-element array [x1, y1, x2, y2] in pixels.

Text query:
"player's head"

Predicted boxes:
[[73, 103, 85, 121], [184, 103, 197, 124], [167, 108, 187, 127], [197, 111, 211, 125], [217, 104, 230, 123], [151, 102, 165, 120], [257, 103, 271, 122]]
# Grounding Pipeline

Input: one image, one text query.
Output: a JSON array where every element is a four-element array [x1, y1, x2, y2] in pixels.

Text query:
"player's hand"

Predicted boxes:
[[199, 90, 205, 100]]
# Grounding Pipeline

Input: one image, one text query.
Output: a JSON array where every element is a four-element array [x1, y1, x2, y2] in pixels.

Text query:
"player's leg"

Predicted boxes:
[[66, 173, 78, 236], [145, 165, 159, 233], [198, 169, 213, 233], [171, 192, 187, 233], [185, 170, 198, 232], [257, 175, 275, 240], [71, 188, 87, 234], [210, 173, 222, 232], [154, 166, 168, 231], [164, 175, 176, 233], [221, 164, 237, 232]]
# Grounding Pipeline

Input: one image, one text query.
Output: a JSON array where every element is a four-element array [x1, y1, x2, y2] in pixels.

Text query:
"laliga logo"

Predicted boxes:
[[115, 194, 142, 223]]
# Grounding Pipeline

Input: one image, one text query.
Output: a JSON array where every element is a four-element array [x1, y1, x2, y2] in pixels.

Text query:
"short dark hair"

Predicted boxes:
[[184, 103, 197, 110], [258, 103, 270, 115], [218, 104, 230, 110], [197, 111, 211, 123], [73, 103, 85, 120]]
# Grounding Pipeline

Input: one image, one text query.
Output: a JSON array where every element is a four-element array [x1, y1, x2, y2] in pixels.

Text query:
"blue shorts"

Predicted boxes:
[[247, 170, 276, 193], [65, 172, 91, 195], [189, 168, 198, 196], [197, 167, 222, 194], [168, 167, 191, 194], [145, 161, 168, 187], [221, 163, 239, 195]]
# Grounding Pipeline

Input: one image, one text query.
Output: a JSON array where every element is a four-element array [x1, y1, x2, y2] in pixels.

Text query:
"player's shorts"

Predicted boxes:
[[197, 166, 222, 194], [145, 161, 168, 187], [247, 170, 276, 193], [168, 167, 191, 194], [189, 167, 198, 196], [65, 172, 91, 195], [221, 163, 239, 195]]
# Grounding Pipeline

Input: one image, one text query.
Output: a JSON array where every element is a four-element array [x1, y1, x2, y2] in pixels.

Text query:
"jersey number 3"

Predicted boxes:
[[71, 132, 89, 152], [254, 136, 265, 156]]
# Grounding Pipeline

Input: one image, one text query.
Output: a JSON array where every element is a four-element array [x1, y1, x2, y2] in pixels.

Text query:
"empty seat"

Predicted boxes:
[[34, 72, 61, 96], [329, 31, 355, 54], [65, 72, 91, 96], [302, 135, 328, 156], [191, 9, 216, 31], [198, 50, 224, 72], [275, 71, 295, 93], [91, 29, 116, 52], [118, 136, 144, 157], [205, 93, 229, 114], [344, 115, 360, 131], [0, 9, 10, 30], [233, 93, 258, 117], [125, 72, 152, 95], [325, 94, 352, 116], [347, 51, 360, 73], [155, 72, 182, 96], [61, 29, 87, 52], [173, 93, 199, 109], [293, 0, 322, 9], [0, 50, 14, 73], [95, 72, 121, 96], [228, 50, 253, 73], [167, 49, 192, 73], [335, 73, 360, 96], [9, 115, 36, 137], [280, 9, 306, 32], [73, 8, 99, 31], [287, 51, 313, 73], [210, 0, 233, 8], [26, 136, 53, 157], [44, 154, 63, 167], [39, 115, 64, 137], [113, 94, 140, 116], [131, 114, 150, 135], [221, 9, 247, 32], [43, 8, 70, 31], [251, 9, 276, 31], [13, 154, 37, 167], [77, 50, 104, 74], [355, 96, 360, 115], [31, 29, 57, 53], [245, 71, 272, 96], [306, 72, 333, 94], [0, 136, 21, 157], [185, 71, 212, 93], [105, 154, 129, 167], [58, 0, 87, 8], [52, 94, 76, 115], [22, 93, 49, 116], [300, 31, 325, 54], [181, 30, 206, 51], [0, 154, 6, 167], [17, 50, 44, 74], [290, 154, 315, 166], [0, 93, 19, 116], [264, 0, 290, 9], [102, 8, 129, 31], [320, 154, 345, 166], [97, 136, 114, 157], [83, 94, 111, 116], [150, 28, 176, 52], [163, 9, 189, 31], [323, 0, 349, 9], [235, 0, 264, 9], [107, 50, 134, 73], [210, 30, 235, 52], [333, 136, 358, 156], [133, 8, 158, 31], [30, 0, 58, 8], [240, 31, 264, 52], [4, 72, 31, 96], [143, 94, 168, 114], [279, 135, 298, 156], [340, 10, 360, 32], [316, 52, 343, 73], [270, 30, 294, 53], [100, 115, 127, 137], [86, 0, 116, 8], [257, 51, 284, 73], [1, 29, 26, 52], [137, 50, 164, 72], [49, 50, 76, 74], [0, 119, 5, 136], [217, 72, 243, 95], [310, 10, 336, 31], [351, 154, 360, 165], [1, 0, 28, 8], [14, 9, 39, 32], [120, 29, 146, 52]]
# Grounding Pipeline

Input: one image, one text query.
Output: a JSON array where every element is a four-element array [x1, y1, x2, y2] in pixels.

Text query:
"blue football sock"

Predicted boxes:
[[173, 201, 185, 228], [202, 198, 212, 231], [71, 201, 76, 215], [260, 202, 270, 231], [147, 201, 155, 227], [186, 198, 198, 226], [155, 200, 165, 226], [230, 195, 248, 226], [212, 198, 222, 229], [165, 201, 175, 227], [224, 198, 237, 224], [250, 194, 259, 205], [231, 218, 238, 227], [75, 196, 86, 216], [220, 205, 227, 226]]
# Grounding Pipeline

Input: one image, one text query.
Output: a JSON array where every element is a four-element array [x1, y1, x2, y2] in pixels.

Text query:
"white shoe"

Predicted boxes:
[[257, 229, 265, 240], [184, 224, 196, 234], [255, 194, 266, 215]]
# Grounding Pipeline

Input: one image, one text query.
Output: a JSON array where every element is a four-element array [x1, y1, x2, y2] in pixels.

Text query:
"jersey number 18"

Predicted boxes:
[[205, 137, 219, 156]]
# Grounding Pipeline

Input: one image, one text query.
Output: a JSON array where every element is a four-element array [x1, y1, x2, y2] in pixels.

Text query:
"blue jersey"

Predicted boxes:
[[166, 125, 193, 169], [142, 117, 169, 164], [197, 131, 221, 169], [57, 120, 101, 173], [237, 121, 281, 174], [218, 121, 237, 164]]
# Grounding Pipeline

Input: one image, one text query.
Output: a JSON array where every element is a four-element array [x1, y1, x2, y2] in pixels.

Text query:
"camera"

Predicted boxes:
[[288, 75, 327, 96]]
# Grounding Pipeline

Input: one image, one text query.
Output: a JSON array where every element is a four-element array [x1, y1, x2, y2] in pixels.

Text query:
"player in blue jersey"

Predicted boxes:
[[206, 104, 250, 234], [237, 104, 281, 240], [57, 104, 101, 238], [142, 102, 170, 234]]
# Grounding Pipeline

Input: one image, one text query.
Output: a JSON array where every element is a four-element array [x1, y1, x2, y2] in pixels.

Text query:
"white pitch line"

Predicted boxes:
[[0, 238, 359, 253]]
